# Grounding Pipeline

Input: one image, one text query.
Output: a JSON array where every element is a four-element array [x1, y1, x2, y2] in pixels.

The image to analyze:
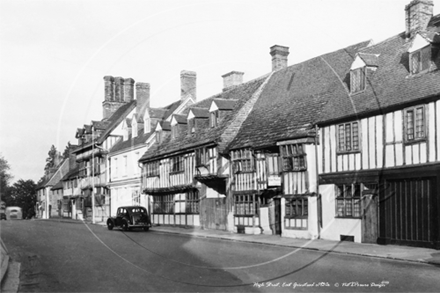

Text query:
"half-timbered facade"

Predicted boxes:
[[317, 0, 440, 249], [227, 43, 370, 236], [139, 72, 271, 230]]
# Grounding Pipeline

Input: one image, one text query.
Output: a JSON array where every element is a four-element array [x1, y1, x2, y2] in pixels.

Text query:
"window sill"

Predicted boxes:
[[282, 168, 307, 172], [403, 138, 427, 146], [169, 171, 184, 175], [336, 150, 361, 155], [335, 216, 361, 219]]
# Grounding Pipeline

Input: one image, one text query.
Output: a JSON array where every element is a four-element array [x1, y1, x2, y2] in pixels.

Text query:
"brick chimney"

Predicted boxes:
[[104, 76, 114, 101], [123, 78, 135, 102], [136, 82, 150, 118], [222, 71, 244, 91], [114, 77, 124, 102], [103, 76, 125, 119], [405, 0, 434, 39], [270, 45, 289, 71], [180, 70, 196, 101]]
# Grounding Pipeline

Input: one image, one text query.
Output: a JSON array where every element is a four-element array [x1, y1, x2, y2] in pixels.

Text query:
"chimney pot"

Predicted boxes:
[[270, 45, 289, 71], [405, 0, 434, 39], [180, 70, 197, 101], [114, 77, 124, 102], [222, 71, 244, 91], [103, 76, 114, 101], [123, 78, 135, 102], [136, 82, 150, 120]]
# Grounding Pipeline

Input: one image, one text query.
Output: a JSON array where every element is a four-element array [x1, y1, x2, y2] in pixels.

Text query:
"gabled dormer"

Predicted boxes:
[[132, 115, 138, 138], [154, 121, 170, 144], [349, 53, 379, 94], [187, 107, 209, 134], [170, 114, 187, 139], [208, 99, 237, 128], [407, 32, 440, 75], [121, 118, 132, 141]]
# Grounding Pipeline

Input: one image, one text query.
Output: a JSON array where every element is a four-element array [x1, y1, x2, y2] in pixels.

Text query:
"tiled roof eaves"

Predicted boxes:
[[139, 76, 268, 162]]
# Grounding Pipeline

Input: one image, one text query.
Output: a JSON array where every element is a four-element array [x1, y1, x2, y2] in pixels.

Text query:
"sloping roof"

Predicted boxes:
[[228, 40, 371, 150], [172, 114, 187, 124], [139, 76, 268, 162], [318, 28, 440, 125], [97, 101, 136, 144], [189, 107, 209, 118], [212, 99, 237, 110], [149, 108, 167, 119], [109, 130, 153, 154], [61, 166, 80, 181], [358, 53, 379, 67], [51, 181, 63, 190]]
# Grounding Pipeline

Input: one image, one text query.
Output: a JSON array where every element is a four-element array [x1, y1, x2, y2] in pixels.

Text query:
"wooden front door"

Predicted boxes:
[[362, 189, 378, 243], [201, 198, 227, 230], [380, 177, 436, 248]]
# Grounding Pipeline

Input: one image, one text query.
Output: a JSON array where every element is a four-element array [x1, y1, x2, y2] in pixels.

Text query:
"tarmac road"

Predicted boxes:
[[1, 219, 440, 292]]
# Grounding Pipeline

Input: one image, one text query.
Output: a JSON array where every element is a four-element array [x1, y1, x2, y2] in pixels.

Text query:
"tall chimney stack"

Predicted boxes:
[[104, 76, 114, 101], [136, 82, 150, 117], [222, 71, 244, 91], [114, 77, 124, 102], [270, 45, 289, 71], [405, 0, 434, 39], [180, 70, 196, 101], [123, 78, 135, 102]]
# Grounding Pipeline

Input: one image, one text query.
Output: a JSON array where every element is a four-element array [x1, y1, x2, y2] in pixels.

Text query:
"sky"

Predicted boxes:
[[1, 0, 439, 183]]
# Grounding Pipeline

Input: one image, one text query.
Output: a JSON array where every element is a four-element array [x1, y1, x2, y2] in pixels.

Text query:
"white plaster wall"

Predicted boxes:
[[319, 184, 362, 242]]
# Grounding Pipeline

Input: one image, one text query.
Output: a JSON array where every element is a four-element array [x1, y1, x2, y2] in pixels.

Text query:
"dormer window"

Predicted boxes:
[[155, 130, 161, 143], [350, 67, 366, 94], [210, 111, 219, 128], [188, 118, 195, 134], [171, 125, 178, 139], [144, 117, 151, 133], [410, 45, 430, 74]]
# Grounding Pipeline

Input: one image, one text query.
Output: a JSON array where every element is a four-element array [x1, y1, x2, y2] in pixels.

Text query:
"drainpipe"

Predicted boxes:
[[315, 125, 321, 239]]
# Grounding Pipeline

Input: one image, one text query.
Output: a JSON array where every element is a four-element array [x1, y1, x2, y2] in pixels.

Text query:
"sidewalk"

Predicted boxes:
[[39, 218, 440, 266]]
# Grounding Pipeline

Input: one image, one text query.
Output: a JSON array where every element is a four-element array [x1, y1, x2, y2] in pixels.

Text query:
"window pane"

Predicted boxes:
[[345, 124, 352, 151], [338, 125, 345, 151], [415, 107, 424, 138], [352, 122, 359, 150], [406, 110, 414, 140], [421, 46, 430, 71], [411, 51, 421, 74]]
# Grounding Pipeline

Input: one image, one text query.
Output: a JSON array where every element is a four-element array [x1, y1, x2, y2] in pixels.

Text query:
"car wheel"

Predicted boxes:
[[143, 226, 149, 231], [107, 220, 114, 230], [122, 220, 129, 231]]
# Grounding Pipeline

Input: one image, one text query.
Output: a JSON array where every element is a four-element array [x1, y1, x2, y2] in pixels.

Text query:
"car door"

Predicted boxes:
[[115, 208, 124, 226]]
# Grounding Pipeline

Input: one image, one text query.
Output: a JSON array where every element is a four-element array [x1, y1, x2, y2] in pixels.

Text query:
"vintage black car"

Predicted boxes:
[[107, 206, 151, 231]]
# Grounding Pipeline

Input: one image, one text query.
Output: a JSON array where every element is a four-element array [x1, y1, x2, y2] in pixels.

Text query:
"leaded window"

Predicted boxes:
[[350, 67, 366, 94], [336, 183, 361, 218], [171, 156, 184, 173], [280, 144, 306, 171], [410, 45, 430, 74], [231, 149, 254, 173], [338, 122, 360, 152], [405, 106, 426, 142], [234, 194, 258, 216]]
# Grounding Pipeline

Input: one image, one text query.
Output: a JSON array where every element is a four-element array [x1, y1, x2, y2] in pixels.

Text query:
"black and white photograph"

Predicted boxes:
[[1, 0, 440, 292]]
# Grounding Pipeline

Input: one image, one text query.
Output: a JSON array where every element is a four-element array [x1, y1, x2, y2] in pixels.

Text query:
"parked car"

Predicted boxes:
[[107, 206, 151, 231]]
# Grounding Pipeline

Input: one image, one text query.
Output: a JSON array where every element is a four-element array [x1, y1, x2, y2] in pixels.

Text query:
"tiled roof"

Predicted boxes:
[[228, 40, 371, 150], [318, 28, 440, 125], [189, 107, 209, 118], [149, 108, 167, 119], [172, 114, 187, 124], [109, 130, 153, 154], [139, 76, 268, 162], [213, 99, 237, 110], [359, 53, 379, 67], [51, 181, 63, 190], [97, 101, 136, 144], [61, 167, 80, 181]]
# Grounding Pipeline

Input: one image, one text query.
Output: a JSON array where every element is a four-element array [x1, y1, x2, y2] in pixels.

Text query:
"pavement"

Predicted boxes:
[[40, 217, 440, 266]]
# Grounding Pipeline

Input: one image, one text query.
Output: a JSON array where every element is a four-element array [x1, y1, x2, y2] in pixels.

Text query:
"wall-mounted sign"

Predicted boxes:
[[268, 176, 281, 187]]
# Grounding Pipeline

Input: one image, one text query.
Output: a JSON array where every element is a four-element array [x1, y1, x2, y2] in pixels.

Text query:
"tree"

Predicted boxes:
[[8, 179, 37, 219], [44, 145, 58, 174], [62, 142, 71, 159], [0, 154, 12, 202]]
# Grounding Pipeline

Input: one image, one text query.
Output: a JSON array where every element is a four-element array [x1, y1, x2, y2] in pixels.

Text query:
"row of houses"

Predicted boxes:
[[37, 0, 440, 249]]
